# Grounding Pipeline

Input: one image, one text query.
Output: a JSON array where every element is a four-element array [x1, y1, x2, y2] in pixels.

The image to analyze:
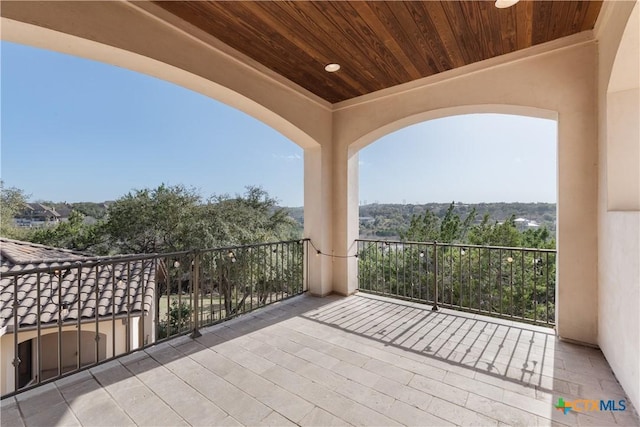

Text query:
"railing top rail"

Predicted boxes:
[[199, 238, 308, 255], [0, 252, 183, 278], [355, 238, 556, 253], [0, 239, 310, 278]]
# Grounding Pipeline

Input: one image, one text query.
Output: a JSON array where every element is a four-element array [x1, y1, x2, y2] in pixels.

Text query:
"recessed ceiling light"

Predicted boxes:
[[324, 63, 341, 73], [495, 0, 519, 8]]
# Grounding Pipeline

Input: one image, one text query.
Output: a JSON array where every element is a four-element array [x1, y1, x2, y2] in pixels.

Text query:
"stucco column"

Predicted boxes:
[[304, 146, 334, 296], [329, 142, 360, 296], [555, 109, 599, 345]]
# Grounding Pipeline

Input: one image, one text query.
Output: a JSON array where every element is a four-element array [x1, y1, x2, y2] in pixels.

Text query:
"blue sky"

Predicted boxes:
[[1, 41, 556, 207]]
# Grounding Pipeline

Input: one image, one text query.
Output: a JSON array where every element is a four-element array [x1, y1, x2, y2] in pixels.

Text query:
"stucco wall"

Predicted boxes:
[[596, 0, 640, 411], [1, 318, 134, 396]]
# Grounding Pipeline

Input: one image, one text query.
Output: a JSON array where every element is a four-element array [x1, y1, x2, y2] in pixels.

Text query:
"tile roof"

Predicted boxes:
[[1, 238, 88, 265], [1, 239, 155, 332], [16, 203, 61, 219]]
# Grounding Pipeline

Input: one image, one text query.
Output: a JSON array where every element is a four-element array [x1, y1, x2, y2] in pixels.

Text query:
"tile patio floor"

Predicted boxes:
[[1, 293, 638, 426]]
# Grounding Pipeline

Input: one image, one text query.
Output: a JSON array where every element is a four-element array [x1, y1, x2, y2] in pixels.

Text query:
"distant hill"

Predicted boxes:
[[285, 202, 556, 239]]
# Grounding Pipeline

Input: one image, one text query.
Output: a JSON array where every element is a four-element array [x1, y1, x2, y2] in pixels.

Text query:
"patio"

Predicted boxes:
[[2, 293, 637, 427]]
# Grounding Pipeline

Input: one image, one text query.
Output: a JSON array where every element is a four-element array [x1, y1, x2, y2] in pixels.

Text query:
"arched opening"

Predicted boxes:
[[359, 113, 557, 226], [355, 112, 558, 325]]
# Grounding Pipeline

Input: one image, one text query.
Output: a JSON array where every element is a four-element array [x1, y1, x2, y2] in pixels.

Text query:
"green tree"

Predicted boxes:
[[29, 210, 105, 253], [522, 226, 555, 249], [467, 214, 521, 247], [202, 186, 298, 245], [0, 181, 29, 239], [72, 202, 108, 219], [400, 202, 476, 243], [157, 300, 193, 339], [102, 184, 202, 253], [362, 204, 556, 325], [103, 184, 298, 254], [401, 210, 440, 242]]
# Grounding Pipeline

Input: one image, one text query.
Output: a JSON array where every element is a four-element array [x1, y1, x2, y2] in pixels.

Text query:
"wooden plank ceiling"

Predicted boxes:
[[152, 1, 602, 104]]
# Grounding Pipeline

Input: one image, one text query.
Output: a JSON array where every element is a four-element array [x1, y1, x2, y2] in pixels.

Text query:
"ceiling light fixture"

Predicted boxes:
[[495, 0, 519, 8], [324, 63, 341, 72]]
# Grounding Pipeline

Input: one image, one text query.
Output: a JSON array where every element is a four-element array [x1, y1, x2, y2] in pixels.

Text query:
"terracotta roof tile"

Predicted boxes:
[[1, 238, 88, 265], [1, 239, 156, 331]]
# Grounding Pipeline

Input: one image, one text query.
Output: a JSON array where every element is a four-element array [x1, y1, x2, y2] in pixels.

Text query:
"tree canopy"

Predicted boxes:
[[0, 181, 29, 240], [400, 202, 554, 248], [29, 210, 105, 253], [1, 183, 299, 255], [102, 184, 297, 254]]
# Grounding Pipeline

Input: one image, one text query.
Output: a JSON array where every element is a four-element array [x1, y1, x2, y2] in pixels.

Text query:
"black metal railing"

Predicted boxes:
[[356, 239, 556, 326], [0, 239, 308, 398]]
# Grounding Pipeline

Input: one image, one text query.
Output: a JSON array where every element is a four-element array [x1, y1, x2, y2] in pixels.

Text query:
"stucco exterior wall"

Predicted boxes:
[[332, 42, 600, 345], [1, 318, 136, 396], [595, 0, 640, 411]]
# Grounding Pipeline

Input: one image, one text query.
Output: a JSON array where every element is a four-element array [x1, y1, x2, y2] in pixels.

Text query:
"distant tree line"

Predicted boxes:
[[0, 182, 300, 255], [400, 203, 555, 249], [358, 201, 556, 240]]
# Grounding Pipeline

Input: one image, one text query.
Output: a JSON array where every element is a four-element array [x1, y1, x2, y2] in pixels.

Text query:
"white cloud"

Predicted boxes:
[[273, 153, 302, 160]]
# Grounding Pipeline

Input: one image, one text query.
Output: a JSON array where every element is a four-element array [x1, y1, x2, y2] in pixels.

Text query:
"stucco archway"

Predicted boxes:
[[349, 105, 557, 154], [1, 4, 335, 295], [342, 105, 559, 318], [331, 40, 599, 344]]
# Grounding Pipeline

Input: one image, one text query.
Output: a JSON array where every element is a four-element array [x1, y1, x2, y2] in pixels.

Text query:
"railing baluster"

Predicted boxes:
[[449, 248, 453, 307], [546, 252, 550, 324], [488, 249, 492, 315], [533, 252, 542, 322], [126, 262, 131, 353], [57, 270, 63, 378], [12, 276, 20, 393], [191, 251, 201, 338], [521, 250, 525, 320], [468, 247, 472, 311], [76, 266, 81, 371], [510, 250, 514, 318], [36, 272, 42, 386], [477, 247, 482, 312], [95, 264, 100, 364], [112, 264, 116, 357], [433, 242, 438, 311], [499, 249, 503, 317]]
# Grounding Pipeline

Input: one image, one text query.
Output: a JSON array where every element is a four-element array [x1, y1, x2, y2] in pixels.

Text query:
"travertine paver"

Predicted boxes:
[[3, 293, 639, 426], [0, 398, 24, 427]]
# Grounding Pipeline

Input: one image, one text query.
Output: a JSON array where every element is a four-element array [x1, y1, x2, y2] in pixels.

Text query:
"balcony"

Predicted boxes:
[[1, 1, 638, 422], [1, 240, 638, 426]]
